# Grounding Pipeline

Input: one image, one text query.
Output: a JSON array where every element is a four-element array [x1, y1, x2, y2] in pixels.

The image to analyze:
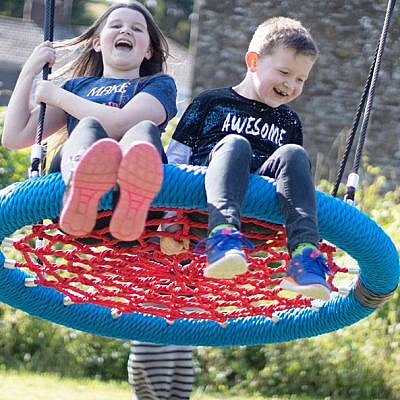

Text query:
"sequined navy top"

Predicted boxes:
[[171, 87, 303, 171]]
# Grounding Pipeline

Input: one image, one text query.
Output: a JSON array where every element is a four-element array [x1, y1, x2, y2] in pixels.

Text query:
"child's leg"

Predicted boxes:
[[60, 117, 110, 181], [59, 117, 122, 236], [202, 134, 253, 279], [257, 144, 331, 300], [206, 134, 251, 232], [119, 120, 167, 162], [128, 341, 194, 400], [109, 120, 164, 241], [257, 144, 319, 252]]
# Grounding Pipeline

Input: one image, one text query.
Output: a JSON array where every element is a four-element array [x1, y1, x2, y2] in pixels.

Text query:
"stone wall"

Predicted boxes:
[[191, 0, 400, 187]]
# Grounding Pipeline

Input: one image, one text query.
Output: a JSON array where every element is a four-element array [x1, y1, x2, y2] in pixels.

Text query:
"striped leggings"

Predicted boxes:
[[127, 341, 194, 400]]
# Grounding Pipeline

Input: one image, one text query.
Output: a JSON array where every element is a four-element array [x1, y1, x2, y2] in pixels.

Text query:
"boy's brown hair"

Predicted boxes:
[[248, 17, 318, 58]]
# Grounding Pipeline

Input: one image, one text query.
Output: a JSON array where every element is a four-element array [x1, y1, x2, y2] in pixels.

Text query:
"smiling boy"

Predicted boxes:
[[164, 17, 332, 301]]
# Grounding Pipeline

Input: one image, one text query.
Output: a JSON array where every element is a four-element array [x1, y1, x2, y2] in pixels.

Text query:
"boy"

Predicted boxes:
[[163, 17, 331, 301]]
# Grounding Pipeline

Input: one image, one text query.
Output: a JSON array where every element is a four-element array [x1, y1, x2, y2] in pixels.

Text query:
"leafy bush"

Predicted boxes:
[[196, 315, 398, 399], [0, 304, 130, 380], [0, 108, 31, 188]]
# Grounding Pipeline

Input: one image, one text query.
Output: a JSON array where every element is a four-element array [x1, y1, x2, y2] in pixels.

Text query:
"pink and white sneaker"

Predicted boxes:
[[110, 142, 163, 241], [59, 139, 122, 237]]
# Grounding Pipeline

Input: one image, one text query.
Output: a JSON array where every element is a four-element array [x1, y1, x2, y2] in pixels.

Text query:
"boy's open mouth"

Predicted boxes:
[[274, 88, 288, 97]]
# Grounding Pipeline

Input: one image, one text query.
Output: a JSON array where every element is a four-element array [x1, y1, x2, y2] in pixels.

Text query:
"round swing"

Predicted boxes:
[[0, 0, 398, 346]]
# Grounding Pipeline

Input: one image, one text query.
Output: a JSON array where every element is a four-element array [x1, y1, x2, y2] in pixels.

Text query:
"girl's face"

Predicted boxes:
[[93, 7, 152, 78], [248, 46, 315, 108]]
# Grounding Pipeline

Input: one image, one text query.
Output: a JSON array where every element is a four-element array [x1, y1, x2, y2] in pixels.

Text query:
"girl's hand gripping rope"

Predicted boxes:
[[22, 41, 56, 77]]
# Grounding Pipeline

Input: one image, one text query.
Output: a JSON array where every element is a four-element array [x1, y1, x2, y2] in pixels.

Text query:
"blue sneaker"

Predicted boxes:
[[197, 227, 254, 279], [280, 247, 332, 300]]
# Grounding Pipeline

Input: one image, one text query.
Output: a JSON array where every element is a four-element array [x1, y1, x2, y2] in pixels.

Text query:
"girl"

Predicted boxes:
[[2, 1, 177, 242]]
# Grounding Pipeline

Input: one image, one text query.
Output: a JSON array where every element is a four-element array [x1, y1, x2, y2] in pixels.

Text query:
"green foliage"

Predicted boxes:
[[162, 116, 178, 147], [0, 305, 130, 381], [139, 0, 194, 46], [0, 108, 30, 188], [0, 0, 24, 18], [0, 147, 30, 188], [69, 0, 100, 26], [196, 315, 400, 399]]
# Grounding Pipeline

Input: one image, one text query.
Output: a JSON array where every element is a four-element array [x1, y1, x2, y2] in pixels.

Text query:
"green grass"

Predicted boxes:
[[0, 369, 320, 400], [0, 369, 130, 400], [192, 393, 318, 400]]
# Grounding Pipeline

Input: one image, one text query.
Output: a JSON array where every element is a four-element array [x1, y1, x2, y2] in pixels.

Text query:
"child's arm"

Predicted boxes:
[[2, 42, 66, 150], [35, 82, 168, 141]]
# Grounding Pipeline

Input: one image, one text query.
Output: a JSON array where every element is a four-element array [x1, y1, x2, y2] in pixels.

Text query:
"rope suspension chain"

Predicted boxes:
[[331, 49, 377, 197], [30, 0, 56, 176], [351, 0, 396, 175], [331, 0, 397, 200]]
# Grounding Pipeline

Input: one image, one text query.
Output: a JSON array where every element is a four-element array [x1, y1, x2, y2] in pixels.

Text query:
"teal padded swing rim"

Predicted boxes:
[[0, 164, 398, 346]]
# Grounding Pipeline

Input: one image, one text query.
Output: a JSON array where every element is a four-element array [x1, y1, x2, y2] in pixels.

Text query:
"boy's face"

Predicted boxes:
[[247, 46, 315, 108]]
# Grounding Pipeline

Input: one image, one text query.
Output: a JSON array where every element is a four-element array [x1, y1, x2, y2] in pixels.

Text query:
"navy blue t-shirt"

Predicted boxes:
[[62, 74, 177, 134], [172, 87, 303, 171]]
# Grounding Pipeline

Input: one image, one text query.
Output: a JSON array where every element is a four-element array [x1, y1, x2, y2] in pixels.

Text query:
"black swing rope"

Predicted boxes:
[[332, 0, 397, 201], [30, 0, 55, 177], [29, 0, 55, 268]]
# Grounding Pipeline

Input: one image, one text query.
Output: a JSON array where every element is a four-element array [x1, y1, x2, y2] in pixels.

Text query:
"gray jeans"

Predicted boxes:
[[204, 134, 319, 253], [49, 116, 166, 179]]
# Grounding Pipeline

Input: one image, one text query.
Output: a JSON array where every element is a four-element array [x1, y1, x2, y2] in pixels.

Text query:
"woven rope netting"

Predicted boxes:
[[8, 208, 346, 324]]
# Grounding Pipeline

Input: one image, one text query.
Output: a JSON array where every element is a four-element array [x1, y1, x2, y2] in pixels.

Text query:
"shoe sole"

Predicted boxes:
[[204, 252, 248, 279], [59, 139, 122, 237], [279, 277, 331, 301], [110, 142, 163, 241]]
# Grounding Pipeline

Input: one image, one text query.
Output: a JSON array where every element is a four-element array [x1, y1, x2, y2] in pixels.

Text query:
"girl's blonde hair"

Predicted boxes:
[[248, 16, 318, 59], [55, 1, 169, 79]]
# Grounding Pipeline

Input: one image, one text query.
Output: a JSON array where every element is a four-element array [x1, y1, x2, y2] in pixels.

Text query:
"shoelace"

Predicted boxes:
[[63, 150, 86, 188], [194, 229, 255, 254], [301, 250, 332, 276]]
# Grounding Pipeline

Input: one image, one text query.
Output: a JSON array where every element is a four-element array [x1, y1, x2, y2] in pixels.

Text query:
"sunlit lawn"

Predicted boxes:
[[0, 369, 320, 400], [0, 369, 130, 400]]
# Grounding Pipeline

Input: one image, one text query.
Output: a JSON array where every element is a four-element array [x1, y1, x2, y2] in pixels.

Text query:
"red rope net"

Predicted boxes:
[[11, 209, 346, 323]]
